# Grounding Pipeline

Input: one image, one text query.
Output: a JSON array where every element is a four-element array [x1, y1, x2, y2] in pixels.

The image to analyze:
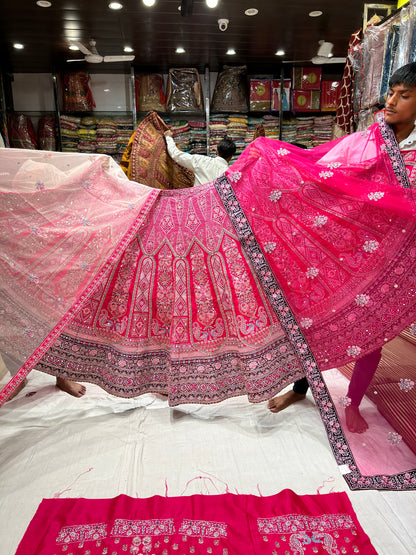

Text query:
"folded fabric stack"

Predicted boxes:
[[262, 114, 280, 140], [281, 117, 297, 144], [209, 114, 228, 155], [246, 116, 264, 143], [188, 120, 206, 154], [226, 114, 248, 158], [295, 116, 315, 148], [78, 116, 97, 153], [313, 115, 335, 146], [114, 116, 134, 154], [96, 118, 118, 155], [170, 120, 191, 151], [60, 115, 81, 152]]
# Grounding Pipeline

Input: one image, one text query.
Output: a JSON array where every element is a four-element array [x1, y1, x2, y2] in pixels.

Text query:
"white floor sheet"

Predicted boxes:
[[1, 369, 415, 555]]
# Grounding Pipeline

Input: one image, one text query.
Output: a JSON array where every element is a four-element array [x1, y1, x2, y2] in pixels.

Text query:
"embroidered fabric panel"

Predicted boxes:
[[15, 492, 379, 555], [35, 183, 303, 404]]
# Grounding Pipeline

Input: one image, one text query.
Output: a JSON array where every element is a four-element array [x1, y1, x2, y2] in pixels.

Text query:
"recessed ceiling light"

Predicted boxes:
[[109, 2, 123, 9], [275, 49, 285, 56], [124, 46, 134, 53], [245, 8, 258, 16], [309, 10, 323, 17], [69, 45, 79, 51], [36, 0, 52, 7], [176, 47, 185, 54], [206, 0, 218, 7], [13, 43, 24, 49], [143, 0, 156, 6], [226, 48, 236, 55]]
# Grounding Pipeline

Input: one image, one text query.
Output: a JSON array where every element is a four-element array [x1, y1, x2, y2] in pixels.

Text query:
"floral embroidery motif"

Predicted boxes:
[[30, 226, 40, 234], [362, 240, 379, 253], [257, 513, 355, 534], [300, 318, 313, 329], [387, 432, 403, 445], [368, 191, 384, 201], [269, 190, 282, 202], [277, 148, 290, 156], [327, 162, 341, 169], [306, 267, 319, 279], [82, 180, 91, 189], [178, 520, 228, 538], [228, 171, 241, 182], [319, 171, 334, 179], [264, 242, 277, 253], [110, 519, 175, 537], [355, 294, 370, 307], [35, 181, 45, 191], [409, 323, 416, 335], [81, 217, 92, 226], [313, 215, 328, 228], [56, 523, 107, 545], [338, 396, 352, 408], [346, 346, 361, 357], [399, 378, 415, 392]]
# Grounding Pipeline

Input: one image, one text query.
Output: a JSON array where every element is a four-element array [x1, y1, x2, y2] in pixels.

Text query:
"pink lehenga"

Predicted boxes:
[[1, 115, 416, 490]]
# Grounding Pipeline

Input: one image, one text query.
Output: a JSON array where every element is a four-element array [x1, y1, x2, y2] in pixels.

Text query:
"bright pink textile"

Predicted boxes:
[[15, 491, 378, 554], [1, 117, 416, 489]]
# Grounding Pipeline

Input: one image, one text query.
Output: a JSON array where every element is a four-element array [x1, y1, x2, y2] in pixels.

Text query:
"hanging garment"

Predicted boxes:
[[120, 111, 194, 189], [14, 491, 379, 555], [1, 115, 416, 490]]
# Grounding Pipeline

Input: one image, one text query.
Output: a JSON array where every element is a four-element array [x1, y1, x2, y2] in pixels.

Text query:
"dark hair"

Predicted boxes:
[[217, 137, 236, 160], [389, 62, 416, 88]]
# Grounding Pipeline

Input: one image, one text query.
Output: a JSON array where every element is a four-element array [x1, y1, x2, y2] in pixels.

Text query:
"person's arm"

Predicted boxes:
[[164, 133, 196, 172]]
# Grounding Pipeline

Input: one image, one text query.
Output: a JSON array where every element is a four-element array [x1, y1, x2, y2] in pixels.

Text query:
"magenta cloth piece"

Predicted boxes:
[[15, 491, 379, 555]]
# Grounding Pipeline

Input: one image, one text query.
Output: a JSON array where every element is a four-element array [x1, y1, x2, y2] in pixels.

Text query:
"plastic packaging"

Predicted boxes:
[[166, 68, 203, 112], [7, 113, 37, 149], [61, 71, 95, 112], [211, 65, 249, 113], [38, 115, 56, 151], [135, 74, 166, 112]]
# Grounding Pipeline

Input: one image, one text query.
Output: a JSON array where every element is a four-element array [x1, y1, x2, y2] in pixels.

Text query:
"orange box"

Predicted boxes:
[[249, 79, 271, 111], [292, 89, 321, 111], [320, 80, 341, 111], [292, 67, 322, 90]]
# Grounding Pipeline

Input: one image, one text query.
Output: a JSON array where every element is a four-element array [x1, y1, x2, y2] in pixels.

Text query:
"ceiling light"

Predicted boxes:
[[36, 0, 52, 7], [176, 47, 185, 53], [226, 48, 236, 55], [309, 10, 323, 17], [13, 43, 24, 49], [69, 45, 79, 51], [245, 8, 258, 16], [143, 0, 156, 6], [124, 46, 134, 53], [275, 49, 285, 56], [206, 0, 218, 7], [109, 2, 123, 9]]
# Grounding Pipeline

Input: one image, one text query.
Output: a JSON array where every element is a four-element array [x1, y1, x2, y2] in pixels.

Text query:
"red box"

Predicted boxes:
[[271, 79, 291, 111], [249, 79, 271, 111], [292, 90, 321, 111], [292, 67, 322, 90], [320, 80, 341, 111]]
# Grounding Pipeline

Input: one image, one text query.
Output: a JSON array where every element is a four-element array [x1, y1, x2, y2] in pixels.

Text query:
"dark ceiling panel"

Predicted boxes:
[[0, 0, 393, 74]]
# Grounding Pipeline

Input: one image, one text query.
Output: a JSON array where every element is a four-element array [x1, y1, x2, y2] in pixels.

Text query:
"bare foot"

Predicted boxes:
[[56, 377, 86, 398], [267, 390, 306, 413], [6, 378, 27, 401], [345, 404, 368, 433]]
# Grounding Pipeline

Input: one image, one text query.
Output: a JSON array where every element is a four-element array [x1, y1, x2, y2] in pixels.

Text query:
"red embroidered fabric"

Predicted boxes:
[[15, 491, 379, 554]]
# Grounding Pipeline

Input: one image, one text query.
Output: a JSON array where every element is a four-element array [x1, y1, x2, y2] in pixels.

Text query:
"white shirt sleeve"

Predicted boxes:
[[165, 136, 196, 172]]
